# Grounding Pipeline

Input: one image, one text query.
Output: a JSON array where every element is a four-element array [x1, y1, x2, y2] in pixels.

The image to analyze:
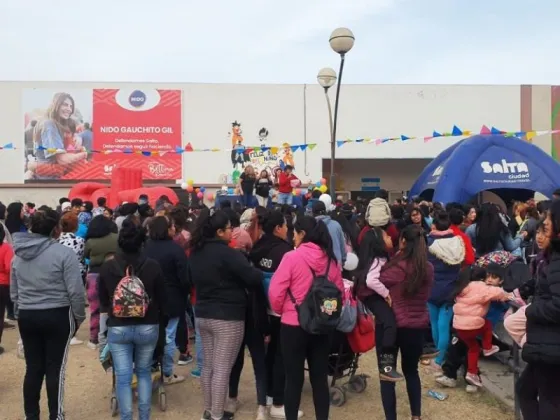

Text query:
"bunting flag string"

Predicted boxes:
[[1, 125, 558, 154]]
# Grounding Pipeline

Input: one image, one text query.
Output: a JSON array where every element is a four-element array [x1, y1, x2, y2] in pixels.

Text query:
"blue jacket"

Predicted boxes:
[[486, 301, 510, 328], [427, 232, 464, 307], [315, 215, 347, 266]]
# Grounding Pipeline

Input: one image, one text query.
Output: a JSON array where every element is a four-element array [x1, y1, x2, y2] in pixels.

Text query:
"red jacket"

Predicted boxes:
[[450, 224, 475, 266], [0, 242, 14, 286], [380, 258, 434, 328], [278, 172, 298, 194], [358, 224, 399, 256]]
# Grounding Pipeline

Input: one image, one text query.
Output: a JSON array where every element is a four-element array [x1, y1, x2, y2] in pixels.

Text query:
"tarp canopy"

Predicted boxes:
[[409, 134, 560, 204]]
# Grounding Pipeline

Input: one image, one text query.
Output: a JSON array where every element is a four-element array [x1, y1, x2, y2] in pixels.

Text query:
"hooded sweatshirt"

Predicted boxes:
[[453, 282, 509, 330], [10, 233, 86, 325], [315, 215, 347, 266], [427, 230, 465, 306], [269, 242, 343, 326]]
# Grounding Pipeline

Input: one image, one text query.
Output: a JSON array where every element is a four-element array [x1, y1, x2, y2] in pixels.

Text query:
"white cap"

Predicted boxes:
[[61, 202, 71, 212], [319, 194, 335, 212]]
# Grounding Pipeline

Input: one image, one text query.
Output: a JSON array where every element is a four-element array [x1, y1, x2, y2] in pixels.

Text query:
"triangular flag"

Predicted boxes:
[[307, 144, 317, 151], [211, 148, 220, 152], [451, 125, 463, 136], [375, 139, 382, 145], [142, 151, 151, 156], [480, 125, 491, 135], [462, 130, 472, 136], [443, 132, 453, 137], [300, 144, 308, 151], [185, 142, 194, 152], [3, 143, 14, 149], [336, 141, 345, 148], [552, 129, 560, 135], [515, 131, 526, 138], [123, 148, 133, 154], [526, 131, 536, 141], [271, 147, 279, 154], [401, 135, 411, 141], [36, 145, 46, 151], [432, 131, 442, 137], [536, 130, 550, 136], [355, 138, 364, 143], [152, 151, 159, 156], [175, 146, 184, 154], [490, 127, 502, 135], [424, 136, 433, 143], [290, 145, 300, 152]]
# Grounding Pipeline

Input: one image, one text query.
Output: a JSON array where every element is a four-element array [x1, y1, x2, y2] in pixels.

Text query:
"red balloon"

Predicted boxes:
[[186, 185, 194, 193], [197, 192, 204, 199]]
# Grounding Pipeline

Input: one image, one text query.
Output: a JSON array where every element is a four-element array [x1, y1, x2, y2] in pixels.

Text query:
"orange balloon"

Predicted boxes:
[[186, 185, 194, 193]]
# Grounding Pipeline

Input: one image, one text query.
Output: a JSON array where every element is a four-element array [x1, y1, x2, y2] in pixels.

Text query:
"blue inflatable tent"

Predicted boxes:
[[409, 134, 560, 203]]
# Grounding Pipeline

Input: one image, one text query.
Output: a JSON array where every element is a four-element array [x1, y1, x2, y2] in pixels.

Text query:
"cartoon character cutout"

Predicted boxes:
[[320, 298, 338, 316], [281, 142, 295, 168], [229, 120, 248, 169], [258, 127, 269, 147]]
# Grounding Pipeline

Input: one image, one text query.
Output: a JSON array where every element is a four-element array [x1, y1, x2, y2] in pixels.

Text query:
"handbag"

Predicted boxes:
[[347, 301, 375, 353]]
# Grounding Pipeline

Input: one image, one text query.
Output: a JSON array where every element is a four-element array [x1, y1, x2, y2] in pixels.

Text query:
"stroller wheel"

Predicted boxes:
[[158, 388, 167, 411], [348, 375, 367, 393], [329, 386, 346, 407], [110, 397, 118, 417]]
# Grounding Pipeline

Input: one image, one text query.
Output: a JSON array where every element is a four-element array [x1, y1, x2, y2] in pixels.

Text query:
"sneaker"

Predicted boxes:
[[178, 353, 194, 365], [191, 369, 201, 378], [420, 345, 439, 360], [269, 405, 303, 419], [465, 372, 483, 387], [266, 396, 273, 407], [483, 345, 500, 357], [86, 341, 98, 350], [256, 405, 268, 420], [378, 353, 404, 382], [435, 375, 457, 388], [70, 337, 83, 346], [429, 360, 444, 377], [164, 374, 185, 385], [200, 410, 211, 420], [225, 398, 240, 414], [465, 384, 479, 393]]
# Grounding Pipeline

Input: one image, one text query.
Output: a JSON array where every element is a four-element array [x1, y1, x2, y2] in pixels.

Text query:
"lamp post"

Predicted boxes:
[[317, 67, 337, 195], [327, 27, 355, 200]]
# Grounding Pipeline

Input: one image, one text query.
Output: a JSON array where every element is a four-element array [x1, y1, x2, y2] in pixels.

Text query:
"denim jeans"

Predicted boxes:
[[194, 309, 203, 370], [163, 317, 179, 377], [427, 303, 453, 366], [241, 192, 254, 208], [277, 192, 292, 205], [108, 324, 159, 420]]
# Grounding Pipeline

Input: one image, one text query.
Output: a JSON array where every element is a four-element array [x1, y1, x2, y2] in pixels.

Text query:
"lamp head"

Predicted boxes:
[[317, 67, 337, 89], [329, 27, 355, 55]]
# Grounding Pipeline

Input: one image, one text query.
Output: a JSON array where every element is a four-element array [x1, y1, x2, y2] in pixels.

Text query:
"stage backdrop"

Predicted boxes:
[[22, 88, 182, 183]]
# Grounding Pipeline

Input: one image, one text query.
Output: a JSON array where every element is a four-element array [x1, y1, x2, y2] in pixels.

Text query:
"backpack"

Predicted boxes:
[[112, 262, 150, 318], [287, 258, 342, 335], [336, 279, 358, 333]]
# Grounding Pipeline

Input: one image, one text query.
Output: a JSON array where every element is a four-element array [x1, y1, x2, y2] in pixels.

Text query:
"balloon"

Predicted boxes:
[[197, 192, 203, 199], [316, 181, 321, 187], [228, 188, 234, 195], [186, 185, 194, 193], [180, 182, 187, 190], [321, 178, 327, 185], [195, 188, 200, 194], [187, 179, 194, 186], [206, 192, 214, 201], [200, 186, 206, 193], [319, 185, 327, 193]]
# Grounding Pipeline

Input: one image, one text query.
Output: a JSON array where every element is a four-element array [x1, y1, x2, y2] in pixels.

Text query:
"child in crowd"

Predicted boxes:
[[452, 266, 512, 387]]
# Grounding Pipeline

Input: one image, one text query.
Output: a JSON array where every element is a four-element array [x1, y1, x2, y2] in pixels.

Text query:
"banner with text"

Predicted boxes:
[[23, 88, 182, 182]]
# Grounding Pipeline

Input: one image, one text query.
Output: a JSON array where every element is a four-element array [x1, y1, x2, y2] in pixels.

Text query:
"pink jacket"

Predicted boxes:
[[453, 282, 509, 330], [366, 258, 389, 298], [269, 242, 343, 326]]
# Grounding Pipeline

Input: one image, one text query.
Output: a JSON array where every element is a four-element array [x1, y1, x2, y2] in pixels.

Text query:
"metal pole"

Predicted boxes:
[[324, 87, 334, 189], [330, 54, 345, 200]]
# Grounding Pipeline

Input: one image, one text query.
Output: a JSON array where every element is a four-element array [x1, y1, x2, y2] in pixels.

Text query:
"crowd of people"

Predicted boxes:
[[0, 187, 559, 420]]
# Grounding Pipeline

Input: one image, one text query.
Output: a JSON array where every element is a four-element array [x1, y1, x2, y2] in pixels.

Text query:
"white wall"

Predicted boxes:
[[0, 81, 523, 196]]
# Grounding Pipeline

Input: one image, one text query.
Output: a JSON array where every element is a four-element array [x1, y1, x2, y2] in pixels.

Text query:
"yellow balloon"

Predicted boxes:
[[187, 179, 194, 185], [319, 185, 327, 193]]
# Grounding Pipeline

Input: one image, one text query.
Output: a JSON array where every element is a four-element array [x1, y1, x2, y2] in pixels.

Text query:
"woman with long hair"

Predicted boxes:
[[98, 219, 166, 420], [84, 215, 118, 349], [374, 224, 434, 420], [12, 209, 85, 420], [188, 208, 262, 420], [238, 165, 257, 208], [0, 223, 14, 355], [27, 92, 87, 179], [332, 210, 359, 253], [518, 201, 560, 419], [6, 202, 27, 234], [406, 207, 430, 236], [269, 216, 344, 420], [466, 202, 525, 257]]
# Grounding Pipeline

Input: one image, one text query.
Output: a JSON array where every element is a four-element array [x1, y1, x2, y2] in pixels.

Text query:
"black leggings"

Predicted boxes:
[[375, 327, 423, 420], [19, 307, 75, 420], [282, 324, 331, 420], [229, 321, 268, 406], [175, 311, 189, 354], [0, 285, 9, 344], [265, 316, 286, 406], [517, 362, 560, 420], [363, 294, 397, 353]]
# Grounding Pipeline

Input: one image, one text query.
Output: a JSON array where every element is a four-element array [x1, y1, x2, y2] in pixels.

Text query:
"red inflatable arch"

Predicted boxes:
[[67, 167, 179, 208]]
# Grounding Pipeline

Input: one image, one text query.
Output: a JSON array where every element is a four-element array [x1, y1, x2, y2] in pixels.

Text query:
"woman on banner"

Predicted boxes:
[[26, 92, 87, 180]]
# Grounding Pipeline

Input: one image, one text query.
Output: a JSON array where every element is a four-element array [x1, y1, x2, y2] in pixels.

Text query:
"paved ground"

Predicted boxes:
[[0, 319, 516, 420]]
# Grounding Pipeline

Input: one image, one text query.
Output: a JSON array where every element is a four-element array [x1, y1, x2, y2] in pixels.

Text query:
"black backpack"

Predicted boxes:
[[287, 258, 342, 335]]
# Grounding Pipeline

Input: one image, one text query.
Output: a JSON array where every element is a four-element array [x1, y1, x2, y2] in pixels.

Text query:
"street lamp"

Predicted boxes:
[[317, 68, 337, 191], [327, 27, 355, 200]]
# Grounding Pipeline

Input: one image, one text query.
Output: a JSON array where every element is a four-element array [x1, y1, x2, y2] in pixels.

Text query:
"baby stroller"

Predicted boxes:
[[326, 331, 368, 407], [101, 321, 168, 417]]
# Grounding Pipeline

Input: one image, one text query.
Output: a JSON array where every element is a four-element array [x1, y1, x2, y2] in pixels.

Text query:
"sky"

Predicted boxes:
[[1, 0, 558, 84]]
